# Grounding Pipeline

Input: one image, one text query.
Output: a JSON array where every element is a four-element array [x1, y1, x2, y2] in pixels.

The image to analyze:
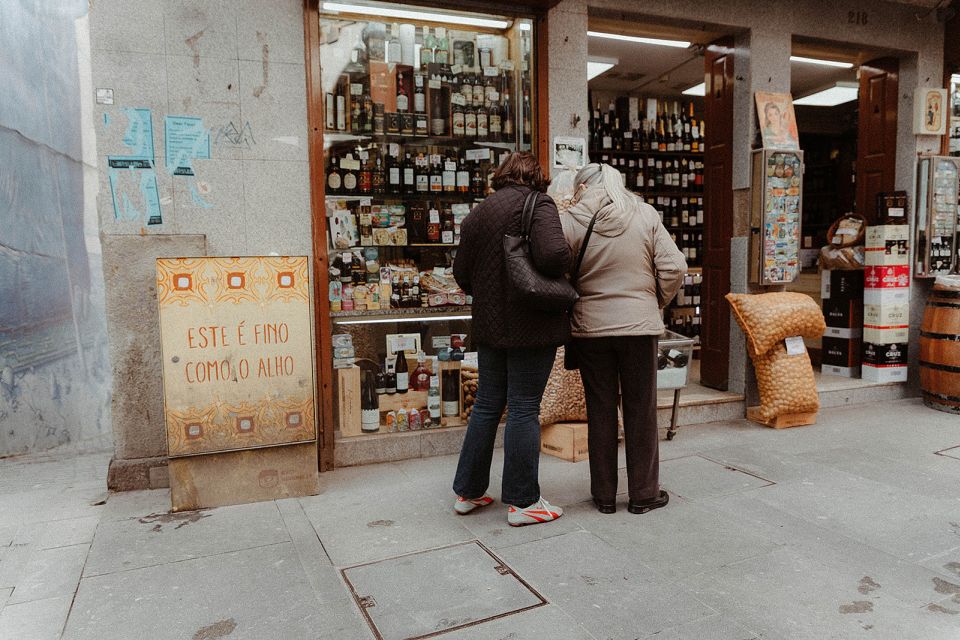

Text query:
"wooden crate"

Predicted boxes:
[[746, 407, 817, 429], [337, 366, 363, 437], [540, 422, 589, 462]]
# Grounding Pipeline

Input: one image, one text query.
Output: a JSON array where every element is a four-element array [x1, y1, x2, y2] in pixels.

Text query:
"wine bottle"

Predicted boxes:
[[428, 374, 441, 421], [395, 349, 409, 394], [361, 371, 380, 432], [441, 369, 459, 417]]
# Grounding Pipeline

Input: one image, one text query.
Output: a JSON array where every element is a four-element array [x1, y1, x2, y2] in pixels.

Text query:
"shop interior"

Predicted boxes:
[[585, 15, 729, 396]]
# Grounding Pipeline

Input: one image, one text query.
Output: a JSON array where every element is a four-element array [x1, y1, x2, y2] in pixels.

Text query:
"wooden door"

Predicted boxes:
[[856, 58, 899, 224], [700, 38, 735, 390]]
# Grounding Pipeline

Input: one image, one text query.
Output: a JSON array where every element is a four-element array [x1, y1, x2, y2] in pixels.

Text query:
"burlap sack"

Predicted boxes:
[[726, 292, 826, 357], [539, 347, 588, 426], [753, 341, 820, 421]]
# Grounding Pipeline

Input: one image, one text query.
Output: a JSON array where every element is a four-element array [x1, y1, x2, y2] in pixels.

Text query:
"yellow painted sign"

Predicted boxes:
[[157, 256, 315, 457]]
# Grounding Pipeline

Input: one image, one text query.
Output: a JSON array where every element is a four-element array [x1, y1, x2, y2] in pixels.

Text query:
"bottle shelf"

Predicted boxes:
[[591, 148, 704, 158], [324, 130, 517, 150], [332, 305, 472, 324], [326, 193, 484, 201]]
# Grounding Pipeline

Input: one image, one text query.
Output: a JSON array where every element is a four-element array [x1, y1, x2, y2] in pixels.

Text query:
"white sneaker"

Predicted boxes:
[[454, 495, 494, 515], [506, 497, 563, 527]]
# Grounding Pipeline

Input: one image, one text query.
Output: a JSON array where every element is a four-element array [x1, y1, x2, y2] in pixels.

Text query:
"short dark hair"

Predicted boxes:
[[491, 152, 550, 192]]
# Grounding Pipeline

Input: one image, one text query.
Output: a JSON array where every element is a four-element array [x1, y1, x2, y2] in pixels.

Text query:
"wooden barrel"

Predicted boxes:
[[920, 284, 960, 414]]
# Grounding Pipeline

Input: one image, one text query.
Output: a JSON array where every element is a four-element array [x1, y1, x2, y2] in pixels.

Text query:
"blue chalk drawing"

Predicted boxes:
[[103, 112, 110, 128], [164, 115, 210, 176], [189, 182, 213, 209], [120, 107, 154, 161]]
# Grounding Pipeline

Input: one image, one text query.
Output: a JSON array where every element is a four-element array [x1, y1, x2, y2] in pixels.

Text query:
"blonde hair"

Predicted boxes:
[[573, 163, 639, 213]]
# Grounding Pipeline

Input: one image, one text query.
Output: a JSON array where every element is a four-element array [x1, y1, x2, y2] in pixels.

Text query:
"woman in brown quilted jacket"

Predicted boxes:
[[562, 163, 686, 515], [451, 152, 571, 527]]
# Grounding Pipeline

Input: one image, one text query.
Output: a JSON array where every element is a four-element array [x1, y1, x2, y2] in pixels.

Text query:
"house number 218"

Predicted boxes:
[[848, 10, 868, 25]]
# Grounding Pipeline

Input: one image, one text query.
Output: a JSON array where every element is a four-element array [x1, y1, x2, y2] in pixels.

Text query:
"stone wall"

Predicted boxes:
[[0, 1, 112, 457], [88, 0, 311, 488]]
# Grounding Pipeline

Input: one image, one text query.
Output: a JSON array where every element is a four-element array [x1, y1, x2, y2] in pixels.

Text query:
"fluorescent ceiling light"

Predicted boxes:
[[321, 2, 511, 29], [587, 56, 617, 81], [794, 81, 859, 107], [790, 55, 854, 69], [683, 82, 706, 96], [588, 31, 690, 48]]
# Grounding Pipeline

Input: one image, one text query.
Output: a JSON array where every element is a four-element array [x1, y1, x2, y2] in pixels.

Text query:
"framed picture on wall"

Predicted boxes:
[[914, 88, 948, 135]]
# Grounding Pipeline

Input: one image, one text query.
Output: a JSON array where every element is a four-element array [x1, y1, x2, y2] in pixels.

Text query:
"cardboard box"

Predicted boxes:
[[822, 298, 863, 328], [864, 265, 910, 290], [865, 225, 910, 246], [821, 269, 864, 300], [169, 443, 319, 511], [824, 326, 862, 339], [864, 303, 909, 328], [821, 364, 861, 378], [540, 422, 589, 462], [821, 336, 862, 368], [863, 288, 910, 306], [864, 326, 910, 344], [369, 61, 397, 112], [865, 246, 910, 266], [862, 364, 908, 383], [863, 342, 908, 367]]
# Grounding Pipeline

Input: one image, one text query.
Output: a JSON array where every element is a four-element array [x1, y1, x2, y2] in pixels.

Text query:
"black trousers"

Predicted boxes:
[[571, 335, 659, 503]]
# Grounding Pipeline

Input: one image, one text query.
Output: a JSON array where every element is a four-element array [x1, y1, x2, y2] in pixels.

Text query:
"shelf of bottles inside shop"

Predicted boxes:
[[322, 15, 536, 319], [589, 97, 706, 347]]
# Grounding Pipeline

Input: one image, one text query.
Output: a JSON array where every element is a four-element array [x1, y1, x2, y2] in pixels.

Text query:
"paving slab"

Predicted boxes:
[[0, 586, 11, 609], [705, 491, 960, 610], [438, 604, 597, 640], [0, 482, 106, 528], [301, 482, 474, 567], [83, 500, 289, 576], [680, 546, 960, 640], [567, 494, 780, 583], [63, 543, 328, 640], [99, 489, 172, 522], [8, 544, 88, 605], [496, 530, 717, 638], [0, 595, 73, 640], [37, 516, 101, 550], [643, 613, 761, 640], [659, 454, 774, 500]]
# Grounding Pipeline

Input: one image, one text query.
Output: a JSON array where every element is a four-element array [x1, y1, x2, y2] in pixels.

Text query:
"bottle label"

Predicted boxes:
[[343, 173, 357, 191], [327, 172, 341, 190], [397, 94, 408, 112], [389, 167, 400, 184], [414, 94, 425, 113], [404, 168, 415, 185], [442, 400, 459, 416], [396, 373, 409, 390]]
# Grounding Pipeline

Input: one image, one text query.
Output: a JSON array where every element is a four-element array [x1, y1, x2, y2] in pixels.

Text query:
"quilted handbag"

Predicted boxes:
[[503, 191, 579, 313]]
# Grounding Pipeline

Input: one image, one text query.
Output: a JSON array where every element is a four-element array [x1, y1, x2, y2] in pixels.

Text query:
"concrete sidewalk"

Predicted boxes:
[[2, 398, 960, 639]]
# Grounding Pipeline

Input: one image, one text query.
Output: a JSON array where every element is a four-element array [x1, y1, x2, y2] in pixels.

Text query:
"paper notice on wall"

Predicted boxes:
[[165, 115, 211, 176], [107, 159, 163, 224]]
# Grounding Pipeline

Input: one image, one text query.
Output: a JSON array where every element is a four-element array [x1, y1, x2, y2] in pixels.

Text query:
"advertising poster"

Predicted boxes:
[[755, 92, 800, 150]]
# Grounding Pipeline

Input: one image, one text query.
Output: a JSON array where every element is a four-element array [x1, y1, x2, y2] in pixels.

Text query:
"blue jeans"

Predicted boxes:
[[452, 344, 557, 508]]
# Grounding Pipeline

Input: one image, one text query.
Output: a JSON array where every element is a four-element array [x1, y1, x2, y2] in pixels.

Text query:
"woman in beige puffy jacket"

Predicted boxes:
[[561, 163, 686, 515]]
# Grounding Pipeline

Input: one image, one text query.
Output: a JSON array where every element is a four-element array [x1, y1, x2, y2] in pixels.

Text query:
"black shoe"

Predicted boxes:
[[628, 490, 669, 514], [593, 497, 616, 514]]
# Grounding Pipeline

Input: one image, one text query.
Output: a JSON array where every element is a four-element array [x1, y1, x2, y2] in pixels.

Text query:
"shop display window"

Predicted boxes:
[[318, 1, 537, 436]]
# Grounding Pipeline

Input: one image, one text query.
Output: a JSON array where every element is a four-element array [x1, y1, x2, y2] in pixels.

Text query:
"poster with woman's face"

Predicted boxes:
[[755, 92, 800, 150]]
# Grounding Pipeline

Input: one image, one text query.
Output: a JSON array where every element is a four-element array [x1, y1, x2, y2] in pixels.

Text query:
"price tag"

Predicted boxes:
[[350, 83, 363, 96], [500, 60, 514, 71], [444, 161, 457, 171], [429, 209, 440, 223], [432, 335, 451, 349], [389, 143, 400, 157], [428, 78, 442, 90], [483, 66, 498, 77], [450, 64, 462, 75], [785, 336, 806, 356], [430, 154, 442, 165], [465, 148, 491, 161], [340, 158, 361, 170], [451, 93, 466, 106], [414, 74, 424, 87], [359, 150, 369, 161], [360, 197, 372, 206], [451, 203, 470, 215], [433, 266, 446, 276], [888, 207, 905, 218]]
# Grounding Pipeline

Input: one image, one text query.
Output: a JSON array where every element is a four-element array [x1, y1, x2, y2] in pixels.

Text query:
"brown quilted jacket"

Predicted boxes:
[[454, 185, 572, 349]]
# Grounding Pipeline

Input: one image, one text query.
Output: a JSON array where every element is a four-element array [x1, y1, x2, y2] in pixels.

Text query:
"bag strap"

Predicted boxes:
[[520, 190, 538, 239], [570, 213, 599, 286]]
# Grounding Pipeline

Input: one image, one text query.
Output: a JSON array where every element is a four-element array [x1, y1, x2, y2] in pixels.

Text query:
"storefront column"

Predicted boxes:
[[546, 0, 589, 175], [728, 29, 792, 398]]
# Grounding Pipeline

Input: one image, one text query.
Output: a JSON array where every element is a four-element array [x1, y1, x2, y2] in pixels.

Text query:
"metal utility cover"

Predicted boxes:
[[342, 541, 546, 640]]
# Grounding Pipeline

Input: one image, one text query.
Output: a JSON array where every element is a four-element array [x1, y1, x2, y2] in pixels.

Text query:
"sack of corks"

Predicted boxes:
[[726, 292, 824, 422]]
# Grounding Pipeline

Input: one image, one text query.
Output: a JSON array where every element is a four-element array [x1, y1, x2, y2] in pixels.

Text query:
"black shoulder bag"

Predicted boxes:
[[503, 190, 580, 313], [562, 211, 599, 371]]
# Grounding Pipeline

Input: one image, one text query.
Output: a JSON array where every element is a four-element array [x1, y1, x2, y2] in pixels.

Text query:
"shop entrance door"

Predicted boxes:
[[856, 57, 899, 223], [700, 38, 734, 390]]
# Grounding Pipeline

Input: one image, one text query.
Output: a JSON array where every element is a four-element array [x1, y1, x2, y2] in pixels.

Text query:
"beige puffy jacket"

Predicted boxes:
[[561, 187, 687, 337]]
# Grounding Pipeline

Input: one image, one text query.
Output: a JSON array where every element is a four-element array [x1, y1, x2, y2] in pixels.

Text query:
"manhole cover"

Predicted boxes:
[[341, 540, 546, 640]]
